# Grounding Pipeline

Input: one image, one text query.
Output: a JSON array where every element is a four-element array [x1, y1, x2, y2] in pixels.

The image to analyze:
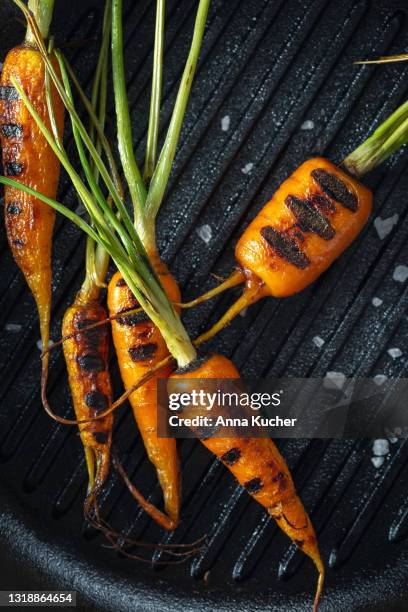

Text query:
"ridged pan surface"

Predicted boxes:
[[1, 1, 408, 610]]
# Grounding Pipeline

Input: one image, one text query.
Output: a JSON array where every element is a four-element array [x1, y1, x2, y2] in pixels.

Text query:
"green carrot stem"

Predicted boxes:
[[144, 0, 165, 182], [144, 0, 210, 243], [26, 0, 55, 42], [344, 98, 408, 177], [14, 1, 138, 246], [111, 0, 147, 235]]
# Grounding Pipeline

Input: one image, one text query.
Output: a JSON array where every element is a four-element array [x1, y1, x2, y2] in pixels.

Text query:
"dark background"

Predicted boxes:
[[1, 0, 408, 610]]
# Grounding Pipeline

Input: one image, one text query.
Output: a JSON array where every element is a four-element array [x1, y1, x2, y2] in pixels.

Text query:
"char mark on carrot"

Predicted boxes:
[[285, 195, 335, 240], [77, 354, 105, 372], [128, 343, 158, 362], [6, 202, 22, 215], [1, 123, 23, 138], [92, 431, 108, 444], [244, 477, 264, 494], [0, 85, 19, 101], [85, 390, 109, 412], [311, 168, 358, 212], [260, 226, 310, 269], [5, 161, 23, 176], [221, 447, 242, 466]]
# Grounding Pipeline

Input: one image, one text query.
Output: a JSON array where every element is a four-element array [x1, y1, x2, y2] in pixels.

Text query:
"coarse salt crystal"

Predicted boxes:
[[241, 163, 254, 175], [373, 439, 389, 456], [373, 214, 398, 240], [371, 456, 384, 469], [196, 224, 212, 243], [239, 307, 248, 317], [393, 265, 408, 283], [313, 336, 325, 348], [37, 339, 53, 351], [301, 119, 315, 130], [388, 347, 402, 359], [221, 115, 230, 131], [324, 371, 346, 390], [5, 323, 22, 332], [372, 297, 383, 307], [373, 374, 387, 386]]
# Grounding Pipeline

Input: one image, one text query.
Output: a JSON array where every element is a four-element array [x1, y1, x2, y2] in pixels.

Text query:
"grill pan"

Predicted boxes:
[[1, 0, 408, 610]]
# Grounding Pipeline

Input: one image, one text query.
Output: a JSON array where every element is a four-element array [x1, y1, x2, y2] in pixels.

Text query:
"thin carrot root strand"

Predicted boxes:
[[41, 306, 144, 355], [313, 566, 325, 612], [83, 492, 204, 563], [178, 269, 245, 308], [39, 353, 173, 427], [195, 280, 264, 346], [112, 451, 177, 531]]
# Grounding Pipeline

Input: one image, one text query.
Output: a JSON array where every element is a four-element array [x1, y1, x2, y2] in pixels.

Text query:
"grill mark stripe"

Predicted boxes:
[[1, 123, 23, 138], [85, 390, 109, 412], [0, 86, 19, 101], [221, 447, 241, 466], [128, 343, 158, 362], [285, 195, 335, 240], [92, 431, 108, 444], [6, 203, 22, 215], [5, 161, 23, 176], [261, 226, 310, 269], [311, 168, 358, 212], [77, 354, 105, 372], [244, 477, 263, 494]]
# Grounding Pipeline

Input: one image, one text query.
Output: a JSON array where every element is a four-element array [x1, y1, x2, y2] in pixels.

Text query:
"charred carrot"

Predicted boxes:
[[107, 259, 181, 529], [2, 4, 324, 603], [62, 294, 113, 508], [189, 100, 408, 344], [0, 0, 63, 380], [106, 0, 209, 528], [168, 353, 324, 611]]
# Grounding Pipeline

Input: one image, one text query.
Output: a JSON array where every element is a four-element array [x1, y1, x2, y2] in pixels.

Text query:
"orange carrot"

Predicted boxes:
[[107, 252, 182, 530], [195, 157, 372, 344], [168, 353, 324, 611], [0, 4, 64, 375]]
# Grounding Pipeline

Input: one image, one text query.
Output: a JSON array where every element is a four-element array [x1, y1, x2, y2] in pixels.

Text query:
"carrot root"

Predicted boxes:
[[195, 277, 266, 346], [178, 269, 245, 308], [112, 451, 177, 531]]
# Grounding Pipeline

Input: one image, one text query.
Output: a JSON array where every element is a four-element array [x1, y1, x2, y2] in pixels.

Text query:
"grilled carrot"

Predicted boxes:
[[62, 293, 113, 508], [191, 95, 408, 344], [106, 0, 209, 529], [168, 353, 324, 611], [195, 157, 373, 344], [0, 1, 63, 375], [107, 253, 181, 529]]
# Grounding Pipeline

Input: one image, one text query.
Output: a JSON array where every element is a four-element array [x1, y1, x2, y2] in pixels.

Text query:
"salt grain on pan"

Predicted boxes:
[[393, 265, 408, 283], [301, 119, 315, 130], [371, 456, 384, 469], [324, 371, 346, 390], [373, 374, 387, 386], [373, 439, 389, 456], [196, 224, 212, 244], [241, 163, 254, 175], [221, 115, 230, 131], [37, 339, 53, 351], [313, 335, 325, 348], [388, 347, 402, 359], [239, 307, 248, 317], [372, 297, 383, 307], [5, 323, 22, 332], [373, 214, 398, 240]]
